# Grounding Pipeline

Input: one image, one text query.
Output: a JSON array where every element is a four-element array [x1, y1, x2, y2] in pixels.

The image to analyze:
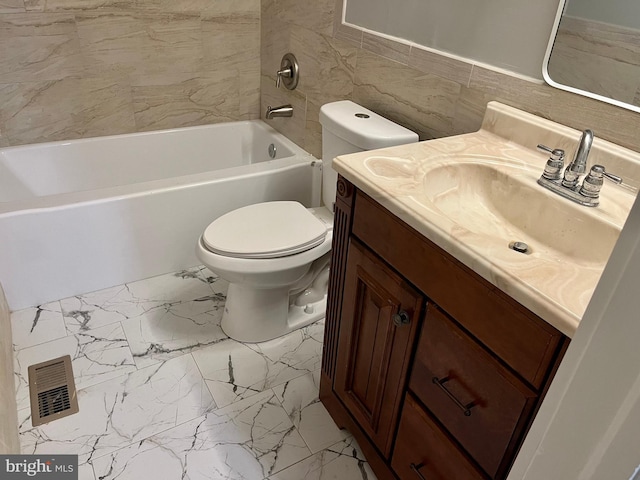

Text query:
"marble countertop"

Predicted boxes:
[[332, 102, 640, 338]]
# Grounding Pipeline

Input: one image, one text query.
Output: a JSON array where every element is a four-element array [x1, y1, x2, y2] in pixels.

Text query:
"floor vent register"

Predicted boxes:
[[28, 355, 79, 427]]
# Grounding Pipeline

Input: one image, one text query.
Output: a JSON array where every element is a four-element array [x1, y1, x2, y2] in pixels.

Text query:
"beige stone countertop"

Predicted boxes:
[[332, 102, 640, 338]]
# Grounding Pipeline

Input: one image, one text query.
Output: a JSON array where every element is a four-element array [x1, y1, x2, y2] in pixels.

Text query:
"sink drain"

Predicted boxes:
[[509, 241, 529, 254]]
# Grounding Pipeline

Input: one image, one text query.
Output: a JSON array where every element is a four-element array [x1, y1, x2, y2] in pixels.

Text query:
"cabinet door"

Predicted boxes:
[[334, 238, 423, 457]]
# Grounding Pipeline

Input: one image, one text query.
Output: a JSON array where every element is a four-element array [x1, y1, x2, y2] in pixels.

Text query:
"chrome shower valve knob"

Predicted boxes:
[[275, 53, 299, 90]]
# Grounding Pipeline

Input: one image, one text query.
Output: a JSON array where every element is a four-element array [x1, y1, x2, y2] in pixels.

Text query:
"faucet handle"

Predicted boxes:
[[275, 66, 292, 88], [275, 53, 299, 90], [537, 144, 565, 161], [603, 170, 623, 185], [580, 164, 623, 198], [537, 144, 565, 181]]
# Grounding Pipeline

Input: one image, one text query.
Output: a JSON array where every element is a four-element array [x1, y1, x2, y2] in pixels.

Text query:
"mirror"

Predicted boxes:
[[344, 0, 560, 79], [544, 0, 640, 113]]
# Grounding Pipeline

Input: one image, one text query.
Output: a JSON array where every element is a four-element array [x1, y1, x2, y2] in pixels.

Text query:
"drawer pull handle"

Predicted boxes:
[[432, 376, 475, 417], [410, 462, 428, 480], [393, 310, 410, 327]]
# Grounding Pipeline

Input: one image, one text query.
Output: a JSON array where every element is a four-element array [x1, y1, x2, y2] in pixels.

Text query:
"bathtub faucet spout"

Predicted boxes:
[[266, 105, 293, 119]]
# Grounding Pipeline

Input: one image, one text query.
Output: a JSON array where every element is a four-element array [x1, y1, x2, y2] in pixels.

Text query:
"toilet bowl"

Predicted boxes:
[[197, 100, 418, 343], [196, 203, 333, 343]]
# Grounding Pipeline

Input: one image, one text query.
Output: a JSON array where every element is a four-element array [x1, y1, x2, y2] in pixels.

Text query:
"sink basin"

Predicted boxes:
[[408, 156, 623, 266], [365, 154, 621, 266]]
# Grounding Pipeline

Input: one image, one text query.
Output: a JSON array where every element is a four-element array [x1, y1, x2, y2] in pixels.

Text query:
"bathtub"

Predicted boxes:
[[0, 121, 322, 310]]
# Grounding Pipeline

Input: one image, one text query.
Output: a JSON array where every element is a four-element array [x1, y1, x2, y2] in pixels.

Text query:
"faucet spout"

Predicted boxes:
[[573, 129, 594, 171], [266, 104, 293, 119], [562, 129, 594, 188]]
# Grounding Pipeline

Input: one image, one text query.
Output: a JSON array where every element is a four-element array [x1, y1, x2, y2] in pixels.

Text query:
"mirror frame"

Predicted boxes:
[[543, 0, 640, 114]]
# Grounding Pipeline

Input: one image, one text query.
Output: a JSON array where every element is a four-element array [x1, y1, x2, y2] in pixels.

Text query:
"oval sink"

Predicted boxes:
[[419, 161, 621, 265]]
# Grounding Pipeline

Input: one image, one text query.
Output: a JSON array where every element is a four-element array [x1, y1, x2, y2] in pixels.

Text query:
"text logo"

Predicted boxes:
[[1, 456, 77, 479]]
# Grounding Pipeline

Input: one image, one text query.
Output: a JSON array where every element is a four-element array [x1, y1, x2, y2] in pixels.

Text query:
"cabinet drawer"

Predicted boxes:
[[409, 305, 537, 478], [391, 394, 487, 480]]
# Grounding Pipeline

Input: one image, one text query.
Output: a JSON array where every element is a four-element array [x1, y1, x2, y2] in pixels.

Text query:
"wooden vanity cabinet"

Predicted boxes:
[[320, 177, 570, 480]]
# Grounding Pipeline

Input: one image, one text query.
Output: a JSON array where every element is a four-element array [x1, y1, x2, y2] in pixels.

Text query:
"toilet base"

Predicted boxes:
[[221, 283, 327, 343]]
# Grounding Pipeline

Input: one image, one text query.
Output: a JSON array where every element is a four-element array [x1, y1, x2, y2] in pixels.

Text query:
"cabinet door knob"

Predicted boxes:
[[393, 310, 410, 327]]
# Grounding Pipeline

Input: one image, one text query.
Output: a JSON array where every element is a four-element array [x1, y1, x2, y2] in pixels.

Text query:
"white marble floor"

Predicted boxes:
[[11, 266, 376, 480]]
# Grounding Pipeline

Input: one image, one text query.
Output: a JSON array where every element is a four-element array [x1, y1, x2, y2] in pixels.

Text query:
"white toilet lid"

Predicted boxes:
[[203, 201, 328, 259]]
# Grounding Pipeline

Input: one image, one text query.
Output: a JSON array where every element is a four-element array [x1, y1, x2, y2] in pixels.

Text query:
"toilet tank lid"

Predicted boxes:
[[319, 100, 418, 150]]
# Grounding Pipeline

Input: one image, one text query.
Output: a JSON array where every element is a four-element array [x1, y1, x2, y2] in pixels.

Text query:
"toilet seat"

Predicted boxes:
[[202, 201, 328, 259]]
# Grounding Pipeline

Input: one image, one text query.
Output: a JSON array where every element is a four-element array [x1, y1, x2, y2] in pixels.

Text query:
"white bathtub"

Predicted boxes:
[[0, 121, 322, 310]]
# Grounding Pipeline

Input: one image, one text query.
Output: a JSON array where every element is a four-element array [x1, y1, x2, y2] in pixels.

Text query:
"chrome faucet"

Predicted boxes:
[[537, 129, 623, 207], [266, 104, 293, 119], [561, 129, 593, 188]]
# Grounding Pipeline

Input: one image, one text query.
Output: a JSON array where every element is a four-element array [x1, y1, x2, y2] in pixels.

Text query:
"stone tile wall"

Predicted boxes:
[[0, 0, 261, 147], [3, 0, 640, 154], [260, 0, 640, 159]]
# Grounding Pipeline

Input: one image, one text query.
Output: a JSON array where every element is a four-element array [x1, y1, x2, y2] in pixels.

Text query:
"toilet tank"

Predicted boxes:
[[319, 100, 418, 209]]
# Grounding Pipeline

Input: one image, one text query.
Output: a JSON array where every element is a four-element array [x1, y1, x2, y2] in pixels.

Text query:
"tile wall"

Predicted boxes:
[[3, 0, 639, 153], [260, 0, 640, 159], [0, 282, 19, 453], [0, 0, 261, 147]]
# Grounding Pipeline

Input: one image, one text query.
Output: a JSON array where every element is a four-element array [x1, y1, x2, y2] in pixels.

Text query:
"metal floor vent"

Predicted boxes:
[[28, 355, 79, 427]]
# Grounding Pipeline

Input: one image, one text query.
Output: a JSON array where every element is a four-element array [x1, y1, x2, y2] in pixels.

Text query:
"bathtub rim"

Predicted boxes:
[[0, 155, 319, 216], [0, 120, 316, 215], [0, 119, 301, 157]]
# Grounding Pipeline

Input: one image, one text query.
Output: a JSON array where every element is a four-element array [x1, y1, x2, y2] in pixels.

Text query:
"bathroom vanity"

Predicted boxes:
[[320, 178, 569, 479], [319, 102, 640, 479]]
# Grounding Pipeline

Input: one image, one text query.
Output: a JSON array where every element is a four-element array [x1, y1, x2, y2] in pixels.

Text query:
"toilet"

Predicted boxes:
[[196, 100, 418, 342]]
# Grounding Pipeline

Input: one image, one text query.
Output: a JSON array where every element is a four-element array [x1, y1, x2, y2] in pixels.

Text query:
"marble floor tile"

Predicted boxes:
[[121, 295, 229, 369], [61, 266, 223, 334], [92, 389, 311, 480], [192, 320, 325, 408], [269, 436, 377, 480], [14, 322, 136, 411], [273, 370, 349, 454], [10, 301, 67, 351], [78, 464, 96, 480], [16, 407, 100, 480], [292, 320, 325, 372], [19, 354, 214, 467], [11, 264, 357, 480]]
